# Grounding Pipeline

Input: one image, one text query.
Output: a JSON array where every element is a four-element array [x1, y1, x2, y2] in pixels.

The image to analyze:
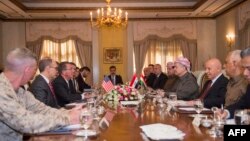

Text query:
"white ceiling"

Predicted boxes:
[[0, 0, 246, 20]]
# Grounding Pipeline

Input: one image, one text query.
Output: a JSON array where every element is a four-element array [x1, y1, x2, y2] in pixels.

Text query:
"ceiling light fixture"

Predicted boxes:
[[90, 0, 128, 28]]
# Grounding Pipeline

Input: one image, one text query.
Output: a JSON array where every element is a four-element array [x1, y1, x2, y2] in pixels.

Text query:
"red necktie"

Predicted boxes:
[[48, 82, 56, 100], [199, 80, 212, 99]]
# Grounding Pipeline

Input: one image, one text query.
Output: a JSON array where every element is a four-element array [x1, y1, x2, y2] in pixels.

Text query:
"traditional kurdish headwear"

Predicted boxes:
[[175, 57, 191, 72]]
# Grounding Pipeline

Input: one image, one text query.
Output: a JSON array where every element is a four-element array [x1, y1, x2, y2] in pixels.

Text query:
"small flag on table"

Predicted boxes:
[[99, 109, 116, 129], [102, 76, 114, 92], [130, 74, 147, 89]]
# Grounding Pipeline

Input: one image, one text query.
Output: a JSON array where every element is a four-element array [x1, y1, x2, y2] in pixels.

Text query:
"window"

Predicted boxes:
[[40, 39, 81, 67], [143, 40, 183, 73]]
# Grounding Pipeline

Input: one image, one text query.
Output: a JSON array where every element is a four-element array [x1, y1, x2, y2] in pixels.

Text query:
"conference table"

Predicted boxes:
[[27, 102, 224, 141]]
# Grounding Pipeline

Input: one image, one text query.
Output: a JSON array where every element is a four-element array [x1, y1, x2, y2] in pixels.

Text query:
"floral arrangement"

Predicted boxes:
[[104, 85, 140, 102]]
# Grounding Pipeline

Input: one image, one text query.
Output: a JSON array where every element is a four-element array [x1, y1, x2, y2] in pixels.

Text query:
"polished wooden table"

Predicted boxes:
[[27, 104, 224, 141]]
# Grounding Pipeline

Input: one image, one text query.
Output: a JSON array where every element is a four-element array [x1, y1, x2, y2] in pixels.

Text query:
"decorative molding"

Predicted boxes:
[[133, 20, 197, 41], [26, 22, 92, 42], [239, 1, 250, 30]]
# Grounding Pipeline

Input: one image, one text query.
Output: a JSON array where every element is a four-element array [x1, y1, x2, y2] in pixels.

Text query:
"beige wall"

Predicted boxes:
[[98, 27, 128, 83], [216, 6, 238, 62], [197, 20, 216, 69], [2, 22, 26, 63]]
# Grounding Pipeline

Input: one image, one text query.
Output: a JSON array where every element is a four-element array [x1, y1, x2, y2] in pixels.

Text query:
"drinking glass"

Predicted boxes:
[[212, 117, 225, 137], [169, 92, 177, 101], [87, 98, 96, 109], [207, 107, 218, 136], [234, 110, 249, 125], [80, 109, 93, 137], [193, 99, 204, 117]]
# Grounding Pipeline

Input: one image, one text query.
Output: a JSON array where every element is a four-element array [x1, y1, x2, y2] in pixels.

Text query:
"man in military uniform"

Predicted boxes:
[[0, 48, 81, 140]]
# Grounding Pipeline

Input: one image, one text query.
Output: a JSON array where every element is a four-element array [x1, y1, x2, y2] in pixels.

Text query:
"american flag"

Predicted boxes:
[[104, 109, 116, 122], [102, 76, 114, 92]]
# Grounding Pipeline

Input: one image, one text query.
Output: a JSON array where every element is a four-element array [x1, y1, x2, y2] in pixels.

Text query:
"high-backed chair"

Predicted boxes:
[[192, 70, 208, 93]]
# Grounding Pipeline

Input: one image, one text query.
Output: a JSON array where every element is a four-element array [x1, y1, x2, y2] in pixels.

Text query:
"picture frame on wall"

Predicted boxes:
[[103, 48, 122, 64]]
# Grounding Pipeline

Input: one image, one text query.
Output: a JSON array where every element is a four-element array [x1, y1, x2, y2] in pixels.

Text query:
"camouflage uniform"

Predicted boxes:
[[0, 73, 70, 141]]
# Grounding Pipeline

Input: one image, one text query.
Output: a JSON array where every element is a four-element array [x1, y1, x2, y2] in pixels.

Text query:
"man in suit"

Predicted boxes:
[[145, 64, 156, 88], [77, 66, 91, 92], [197, 58, 228, 108], [152, 64, 168, 90], [68, 62, 81, 94], [53, 61, 88, 107], [108, 65, 123, 85], [29, 57, 60, 108]]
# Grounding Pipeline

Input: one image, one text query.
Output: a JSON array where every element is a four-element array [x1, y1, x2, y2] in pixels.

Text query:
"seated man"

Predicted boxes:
[[224, 50, 248, 108], [108, 65, 123, 85], [29, 57, 60, 108], [68, 62, 81, 94], [77, 66, 92, 92], [164, 62, 179, 91], [189, 58, 228, 108], [199, 58, 228, 108], [170, 57, 199, 100], [152, 64, 168, 90], [145, 64, 156, 88], [219, 48, 250, 118], [0, 48, 81, 140], [53, 62, 89, 107]]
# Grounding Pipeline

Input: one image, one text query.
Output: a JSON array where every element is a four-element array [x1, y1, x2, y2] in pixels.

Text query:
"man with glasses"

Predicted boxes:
[[164, 61, 179, 91], [53, 61, 89, 107], [0, 48, 81, 140], [30, 57, 60, 108]]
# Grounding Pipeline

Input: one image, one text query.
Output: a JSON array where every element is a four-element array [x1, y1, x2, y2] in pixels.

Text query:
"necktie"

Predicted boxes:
[[153, 76, 159, 88], [199, 80, 212, 99], [48, 82, 56, 100], [112, 76, 116, 85], [74, 79, 79, 91]]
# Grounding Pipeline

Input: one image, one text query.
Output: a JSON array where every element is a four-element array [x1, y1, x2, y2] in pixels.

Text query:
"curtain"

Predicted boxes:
[[134, 40, 151, 75], [74, 39, 93, 85], [74, 39, 92, 68], [134, 35, 197, 73], [26, 38, 44, 59], [239, 19, 250, 49]]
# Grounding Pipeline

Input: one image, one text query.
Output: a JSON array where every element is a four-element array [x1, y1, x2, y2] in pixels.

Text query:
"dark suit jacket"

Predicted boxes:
[[108, 75, 123, 85], [53, 75, 82, 107], [69, 79, 82, 94], [227, 85, 250, 118], [76, 75, 91, 92], [152, 73, 168, 90], [29, 75, 59, 108], [146, 73, 156, 88], [202, 74, 229, 108]]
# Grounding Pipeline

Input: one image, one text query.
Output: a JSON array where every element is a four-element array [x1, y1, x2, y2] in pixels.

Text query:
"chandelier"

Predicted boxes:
[[90, 0, 128, 28]]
